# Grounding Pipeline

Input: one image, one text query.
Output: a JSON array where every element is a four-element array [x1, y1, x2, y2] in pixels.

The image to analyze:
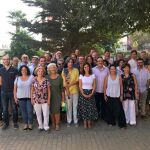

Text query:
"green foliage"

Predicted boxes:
[[8, 30, 39, 58], [21, 0, 150, 53], [130, 31, 150, 50], [8, 10, 27, 32]]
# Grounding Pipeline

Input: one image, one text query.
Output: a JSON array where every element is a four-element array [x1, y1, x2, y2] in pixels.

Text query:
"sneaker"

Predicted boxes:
[[2, 124, 9, 130], [14, 123, 19, 129]]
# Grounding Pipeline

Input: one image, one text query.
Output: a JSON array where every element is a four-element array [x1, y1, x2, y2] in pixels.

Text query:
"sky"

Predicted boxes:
[[0, 0, 40, 48]]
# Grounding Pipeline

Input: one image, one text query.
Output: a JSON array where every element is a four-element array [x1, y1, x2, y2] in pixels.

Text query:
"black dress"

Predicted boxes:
[[121, 73, 135, 101]]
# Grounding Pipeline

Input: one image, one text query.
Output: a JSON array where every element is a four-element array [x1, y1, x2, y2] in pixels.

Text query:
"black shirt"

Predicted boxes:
[[0, 66, 18, 92]]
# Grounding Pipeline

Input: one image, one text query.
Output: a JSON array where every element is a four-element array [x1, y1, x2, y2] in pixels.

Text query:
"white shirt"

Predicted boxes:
[[132, 67, 150, 92], [14, 75, 34, 98], [106, 75, 120, 97], [92, 66, 109, 93], [79, 74, 95, 90], [128, 59, 137, 73]]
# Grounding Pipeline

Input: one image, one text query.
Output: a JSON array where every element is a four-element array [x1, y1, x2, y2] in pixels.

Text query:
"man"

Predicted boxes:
[[29, 56, 39, 74], [74, 49, 80, 59], [133, 58, 150, 119], [128, 50, 138, 72], [103, 50, 113, 65], [12, 57, 19, 69], [0, 55, 18, 130], [140, 51, 149, 67], [57, 59, 65, 74], [91, 51, 99, 66], [33, 56, 48, 76], [44, 51, 52, 66], [18, 54, 29, 69], [114, 52, 124, 67], [92, 57, 109, 120], [74, 55, 85, 72]]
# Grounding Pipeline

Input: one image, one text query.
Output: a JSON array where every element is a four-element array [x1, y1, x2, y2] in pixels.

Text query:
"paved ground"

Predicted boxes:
[[0, 117, 150, 150]]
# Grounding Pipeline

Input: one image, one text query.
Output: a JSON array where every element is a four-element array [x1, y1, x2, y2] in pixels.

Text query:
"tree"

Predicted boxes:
[[8, 10, 27, 33], [129, 31, 150, 50], [21, 0, 150, 53], [8, 30, 39, 58]]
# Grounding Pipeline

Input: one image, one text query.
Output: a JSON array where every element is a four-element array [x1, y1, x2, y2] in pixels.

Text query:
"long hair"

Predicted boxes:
[[81, 62, 92, 76]]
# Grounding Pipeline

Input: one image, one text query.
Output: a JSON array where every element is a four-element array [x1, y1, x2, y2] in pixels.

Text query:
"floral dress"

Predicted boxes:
[[32, 78, 50, 104]]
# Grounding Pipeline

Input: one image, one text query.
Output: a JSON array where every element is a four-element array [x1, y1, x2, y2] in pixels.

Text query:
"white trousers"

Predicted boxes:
[[66, 93, 79, 124], [34, 103, 49, 130], [123, 100, 136, 125]]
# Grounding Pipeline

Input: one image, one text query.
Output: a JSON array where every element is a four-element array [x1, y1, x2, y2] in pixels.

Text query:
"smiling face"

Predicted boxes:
[[21, 67, 28, 76], [37, 68, 45, 77], [123, 66, 130, 74], [3, 55, 10, 66], [110, 66, 116, 75], [97, 58, 104, 68], [137, 60, 144, 68], [49, 65, 57, 74], [83, 64, 90, 74]]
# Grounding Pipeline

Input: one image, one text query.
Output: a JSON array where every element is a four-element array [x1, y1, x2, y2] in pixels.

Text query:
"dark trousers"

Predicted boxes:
[[1, 91, 18, 125], [0, 89, 2, 121], [106, 96, 126, 128], [95, 93, 106, 120]]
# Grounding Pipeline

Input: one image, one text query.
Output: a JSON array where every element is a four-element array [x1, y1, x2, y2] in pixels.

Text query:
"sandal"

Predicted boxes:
[[55, 125, 60, 131]]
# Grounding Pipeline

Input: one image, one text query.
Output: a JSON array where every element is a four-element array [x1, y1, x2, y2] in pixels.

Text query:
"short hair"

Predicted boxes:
[[96, 57, 103, 62], [21, 54, 29, 59], [81, 62, 92, 76], [137, 58, 144, 62], [118, 59, 125, 64], [104, 50, 110, 53], [103, 60, 109, 66], [122, 63, 131, 70], [32, 56, 39, 59], [3, 55, 10, 60], [65, 57, 75, 64], [141, 51, 146, 54], [47, 63, 57, 74], [131, 50, 137, 55], [34, 66, 46, 76], [39, 56, 46, 60], [18, 65, 30, 76]]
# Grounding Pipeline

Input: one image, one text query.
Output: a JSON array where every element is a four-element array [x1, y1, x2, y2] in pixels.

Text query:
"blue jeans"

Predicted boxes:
[[1, 91, 18, 125], [19, 98, 33, 124]]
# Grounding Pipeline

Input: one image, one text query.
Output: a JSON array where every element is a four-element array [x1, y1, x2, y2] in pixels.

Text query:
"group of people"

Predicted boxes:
[[0, 49, 149, 132]]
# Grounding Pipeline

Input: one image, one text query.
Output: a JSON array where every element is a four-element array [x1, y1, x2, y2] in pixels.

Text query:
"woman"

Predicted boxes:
[[85, 55, 95, 68], [47, 63, 65, 131], [62, 58, 79, 127], [78, 63, 98, 129], [31, 66, 50, 132], [14, 65, 34, 130], [121, 64, 138, 125], [104, 65, 126, 128]]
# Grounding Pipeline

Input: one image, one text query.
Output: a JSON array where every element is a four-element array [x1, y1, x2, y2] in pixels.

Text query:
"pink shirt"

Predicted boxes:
[[92, 66, 109, 93]]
